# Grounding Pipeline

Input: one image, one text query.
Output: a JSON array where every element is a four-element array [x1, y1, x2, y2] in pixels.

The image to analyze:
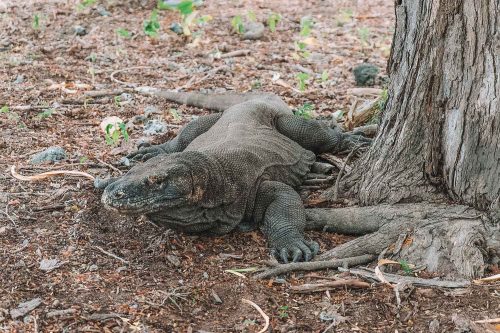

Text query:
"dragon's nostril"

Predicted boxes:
[[115, 191, 125, 199]]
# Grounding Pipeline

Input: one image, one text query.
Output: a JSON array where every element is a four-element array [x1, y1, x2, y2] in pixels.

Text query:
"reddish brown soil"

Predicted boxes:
[[0, 0, 498, 332]]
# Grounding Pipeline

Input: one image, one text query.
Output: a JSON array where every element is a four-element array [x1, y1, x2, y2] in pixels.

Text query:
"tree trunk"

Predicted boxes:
[[309, 0, 500, 279], [350, 0, 499, 209]]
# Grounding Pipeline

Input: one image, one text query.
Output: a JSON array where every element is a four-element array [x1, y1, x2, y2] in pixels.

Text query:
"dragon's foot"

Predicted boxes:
[[270, 239, 319, 263]]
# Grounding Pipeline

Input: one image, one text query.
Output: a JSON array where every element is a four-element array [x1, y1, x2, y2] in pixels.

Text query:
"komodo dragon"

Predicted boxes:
[[100, 90, 370, 262]]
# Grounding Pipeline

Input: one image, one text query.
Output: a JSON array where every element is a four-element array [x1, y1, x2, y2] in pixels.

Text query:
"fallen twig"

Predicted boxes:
[[290, 279, 370, 293], [11, 165, 95, 181], [475, 318, 500, 324], [254, 254, 376, 280], [95, 158, 123, 175], [84, 89, 125, 98], [110, 66, 152, 87], [219, 49, 250, 58], [46, 308, 77, 318], [319, 154, 352, 173], [333, 146, 360, 200], [473, 273, 500, 285], [181, 65, 229, 90], [92, 245, 129, 264], [241, 299, 270, 333], [346, 267, 471, 288]]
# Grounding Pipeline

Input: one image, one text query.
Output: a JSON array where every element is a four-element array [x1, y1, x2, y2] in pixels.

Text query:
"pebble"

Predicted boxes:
[[14, 74, 24, 84], [73, 25, 87, 36], [96, 6, 111, 16], [143, 119, 167, 135], [30, 146, 66, 164], [242, 22, 265, 40], [89, 264, 98, 272], [144, 105, 160, 117], [170, 22, 183, 35]]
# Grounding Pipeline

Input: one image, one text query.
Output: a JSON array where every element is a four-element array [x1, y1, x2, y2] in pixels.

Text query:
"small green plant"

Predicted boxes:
[[32, 14, 40, 30], [79, 156, 89, 164], [299, 17, 313, 37], [0, 105, 9, 113], [296, 72, 310, 92], [169, 108, 181, 121], [77, 0, 97, 11], [358, 27, 370, 47], [335, 8, 353, 27], [37, 108, 54, 119], [247, 10, 256, 22], [278, 305, 289, 319], [231, 15, 245, 34], [144, 9, 161, 38], [159, 0, 202, 36], [105, 122, 129, 146], [399, 260, 413, 275], [267, 13, 281, 32], [321, 70, 329, 82], [114, 95, 121, 107], [116, 28, 131, 38], [294, 102, 314, 119], [378, 89, 388, 110]]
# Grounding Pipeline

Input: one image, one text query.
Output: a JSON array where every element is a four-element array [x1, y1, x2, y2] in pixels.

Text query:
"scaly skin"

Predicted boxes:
[[101, 91, 370, 262]]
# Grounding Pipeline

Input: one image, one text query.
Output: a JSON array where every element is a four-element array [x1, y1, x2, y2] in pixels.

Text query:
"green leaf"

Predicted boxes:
[[176, 0, 194, 15], [321, 70, 329, 82], [231, 15, 245, 34], [296, 72, 310, 91], [144, 9, 161, 38], [77, 0, 97, 10], [399, 260, 413, 275], [116, 28, 131, 38], [169, 108, 182, 121], [267, 13, 281, 32], [37, 108, 54, 119], [247, 10, 256, 22], [300, 17, 313, 37], [119, 122, 129, 141], [0, 105, 9, 113], [32, 14, 40, 30]]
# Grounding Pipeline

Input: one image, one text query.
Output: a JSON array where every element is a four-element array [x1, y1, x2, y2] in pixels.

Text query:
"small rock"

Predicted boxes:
[[89, 264, 98, 272], [166, 254, 181, 267], [143, 119, 167, 135], [73, 25, 87, 36], [10, 298, 42, 319], [353, 63, 379, 86], [96, 6, 111, 16], [170, 22, 183, 35], [39, 258, 65, 272], [30, 146, 66, 164], [14, 74, 24, 84], [52, 299, 60, 307], [119, 92, 133, 102], [210, 290, 222, 304], [429, 318, 440, 333], [144, 105, 160, 117], [203, 272, 209, 279], [242, 22, 265, 40]]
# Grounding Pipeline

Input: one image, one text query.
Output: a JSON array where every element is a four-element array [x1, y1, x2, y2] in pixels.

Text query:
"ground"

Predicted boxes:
[[0, 0, 498, 332]]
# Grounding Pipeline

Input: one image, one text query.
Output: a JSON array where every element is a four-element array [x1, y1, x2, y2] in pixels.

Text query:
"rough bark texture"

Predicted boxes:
[[350, 0, 499, 209], [306, 204, 498, 279]]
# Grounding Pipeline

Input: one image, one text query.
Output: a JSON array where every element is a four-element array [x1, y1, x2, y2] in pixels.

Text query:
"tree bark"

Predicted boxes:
[[348, 0, 499, 209], [311, 0, 500, 279]]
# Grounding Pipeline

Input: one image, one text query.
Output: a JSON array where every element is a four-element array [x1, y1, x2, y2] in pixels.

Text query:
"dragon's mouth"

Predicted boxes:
[[102, 192, 187, 215]]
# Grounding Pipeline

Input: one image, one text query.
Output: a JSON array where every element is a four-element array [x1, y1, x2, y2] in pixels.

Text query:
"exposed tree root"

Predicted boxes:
[[254, 254, 375, 280], [304, 203, 498, 279]]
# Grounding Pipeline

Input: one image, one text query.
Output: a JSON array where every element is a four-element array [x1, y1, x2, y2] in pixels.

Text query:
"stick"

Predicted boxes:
[[110, 66, 152, 87], [241, 299, 270, 333], [11, 165, 95, 181], [347, 267, 471, 288], [84, 89, 125, 98], [333, 146, 359, 200], [253, 254, 376, 280], [95, 158, 123, 175], [475, 318, 500, 324], [180, 65, 229, 90], [319, 154, 352, 173], [220, 49, 250, 58], [290, 279, 370, 293], [92, 245, 129, 264]]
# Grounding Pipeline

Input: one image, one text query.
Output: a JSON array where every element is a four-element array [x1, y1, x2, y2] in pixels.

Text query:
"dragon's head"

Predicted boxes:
[[102, 153, 204, 215]]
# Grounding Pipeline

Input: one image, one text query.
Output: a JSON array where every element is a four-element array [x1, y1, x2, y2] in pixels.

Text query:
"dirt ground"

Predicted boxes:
[[0, 0, 498, 332]]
